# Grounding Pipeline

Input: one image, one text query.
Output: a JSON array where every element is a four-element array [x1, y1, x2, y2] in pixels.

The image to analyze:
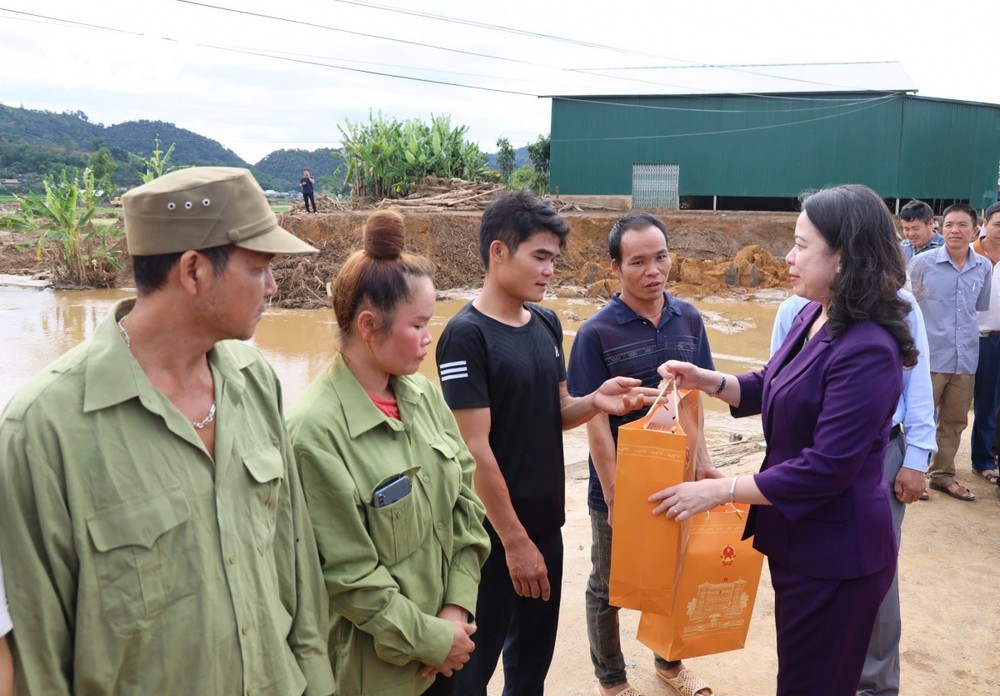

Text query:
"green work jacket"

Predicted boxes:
[[287, 354, 489, 696], [0, 299, 335, 696]]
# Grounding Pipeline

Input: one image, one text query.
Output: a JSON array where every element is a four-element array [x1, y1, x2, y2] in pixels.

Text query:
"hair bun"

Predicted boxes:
[[363, 210, 406, 260]]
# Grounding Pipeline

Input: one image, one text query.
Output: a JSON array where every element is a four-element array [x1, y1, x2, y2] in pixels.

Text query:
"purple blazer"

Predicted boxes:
[[733, 302, 900, 579]]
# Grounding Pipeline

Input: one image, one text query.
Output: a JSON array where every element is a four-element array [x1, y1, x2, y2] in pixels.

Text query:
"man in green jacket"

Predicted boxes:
[[0, 167, 335, 695]]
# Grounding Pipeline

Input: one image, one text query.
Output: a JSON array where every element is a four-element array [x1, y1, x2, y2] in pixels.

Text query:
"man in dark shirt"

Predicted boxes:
[[437, 191, 652, 695], [300, 169, 316, 213], [568, 212, 714, 696]]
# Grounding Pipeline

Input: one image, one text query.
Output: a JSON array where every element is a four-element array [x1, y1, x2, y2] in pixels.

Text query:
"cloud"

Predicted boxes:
[[1, 0, 998, 164]]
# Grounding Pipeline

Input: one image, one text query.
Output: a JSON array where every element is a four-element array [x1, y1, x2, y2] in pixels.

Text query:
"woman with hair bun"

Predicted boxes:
[[287, 210, 489, 696]]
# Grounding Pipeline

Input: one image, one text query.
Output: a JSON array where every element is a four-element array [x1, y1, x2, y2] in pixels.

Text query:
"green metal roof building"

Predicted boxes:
[[548, 64, 1000, 210]]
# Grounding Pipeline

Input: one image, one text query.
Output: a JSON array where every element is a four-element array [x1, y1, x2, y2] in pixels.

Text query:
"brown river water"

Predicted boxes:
[[0, 285, 786, 415]]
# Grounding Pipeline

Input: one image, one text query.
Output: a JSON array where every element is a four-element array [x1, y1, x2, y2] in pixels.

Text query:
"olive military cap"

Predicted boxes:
[[122, 166, 318, 255]]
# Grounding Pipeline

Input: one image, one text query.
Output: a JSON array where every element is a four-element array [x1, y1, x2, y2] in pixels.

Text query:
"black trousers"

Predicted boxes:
[[453, 526, 563, 696], [303, 191, 316, 211], [424, 674, 455, 696]]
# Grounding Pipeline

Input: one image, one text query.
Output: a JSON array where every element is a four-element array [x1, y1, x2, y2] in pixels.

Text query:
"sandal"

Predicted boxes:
[[594, 686, 642, 696], [656, 667, 713, 696], [929, 480, 976, 501], [974, 469, 999, 484]]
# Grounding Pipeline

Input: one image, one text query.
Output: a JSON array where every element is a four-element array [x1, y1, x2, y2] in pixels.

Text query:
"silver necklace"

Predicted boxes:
[[189, 402, 217, 429], [117, 317, 218, 430]]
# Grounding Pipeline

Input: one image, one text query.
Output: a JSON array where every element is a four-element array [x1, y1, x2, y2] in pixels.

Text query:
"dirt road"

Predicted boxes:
[[485, 420, 1000, 695]]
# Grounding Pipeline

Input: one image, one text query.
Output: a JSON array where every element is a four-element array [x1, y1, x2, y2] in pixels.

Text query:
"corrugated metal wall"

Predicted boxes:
[[898, 98, 1000, 207], [550, 94, 1000, 207]]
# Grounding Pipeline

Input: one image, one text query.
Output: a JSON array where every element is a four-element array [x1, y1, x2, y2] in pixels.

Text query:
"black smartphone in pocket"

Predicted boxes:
[[372, 475, 412, 508]]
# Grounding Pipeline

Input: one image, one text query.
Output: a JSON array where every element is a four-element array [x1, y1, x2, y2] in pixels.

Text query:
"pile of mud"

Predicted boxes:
[[273, 211, 792, 309], [580, 245, 788, 302]]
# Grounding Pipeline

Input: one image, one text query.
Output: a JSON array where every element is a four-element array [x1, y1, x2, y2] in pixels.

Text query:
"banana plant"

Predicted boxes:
[[337, 112, 489, 199], [2, 167, 122, 286]]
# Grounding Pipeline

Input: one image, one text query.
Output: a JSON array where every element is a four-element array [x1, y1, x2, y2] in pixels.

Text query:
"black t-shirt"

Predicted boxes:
[[436, 303, 566, 536], [300, 176, 314, 194]]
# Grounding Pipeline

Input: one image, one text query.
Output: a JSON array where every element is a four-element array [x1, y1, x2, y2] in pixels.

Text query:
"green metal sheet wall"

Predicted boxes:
[[550, 94, 1000, 206], [898, 98, 1000, 208]]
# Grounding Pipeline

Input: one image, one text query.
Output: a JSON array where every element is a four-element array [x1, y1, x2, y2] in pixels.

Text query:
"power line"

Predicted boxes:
[[0, 6, 912, 123], [177, 1, 551, 70], [312, 0, 894, 93], [318, 0, 669, 58], [234, 46, 572, 90], [553, 93, 902, 115], [177, 1, 893, 101], [0, 7, 538, 96], [210, 45, 536, 96]]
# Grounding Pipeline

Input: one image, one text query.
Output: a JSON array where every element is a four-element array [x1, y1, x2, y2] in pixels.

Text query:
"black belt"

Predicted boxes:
[[889, 424, 903, 440], [980, 331, 1000, 338]]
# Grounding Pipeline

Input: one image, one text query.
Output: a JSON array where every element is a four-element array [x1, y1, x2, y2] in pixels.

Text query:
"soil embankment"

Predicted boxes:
[[272, 209, 795, 308], [0, 210, 796, 306]]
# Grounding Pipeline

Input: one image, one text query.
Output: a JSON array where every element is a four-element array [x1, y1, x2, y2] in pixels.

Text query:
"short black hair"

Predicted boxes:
[[608, 211, 668, 263], [941, 202, 978, 227], [133, 244, 235, 295], [899, 200, 934, 223], [478, 191, 570, 269], [985, 201, 1000, 224]]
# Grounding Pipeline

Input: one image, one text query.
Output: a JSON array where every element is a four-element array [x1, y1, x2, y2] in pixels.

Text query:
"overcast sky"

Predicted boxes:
[[1, 0, 998, 165]]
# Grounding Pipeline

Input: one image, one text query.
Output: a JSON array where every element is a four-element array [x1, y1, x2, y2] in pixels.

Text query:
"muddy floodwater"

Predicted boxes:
[[0, 286, 787, 420]]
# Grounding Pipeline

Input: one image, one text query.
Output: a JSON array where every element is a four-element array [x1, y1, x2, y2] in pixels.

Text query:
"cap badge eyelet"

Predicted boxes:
[[167, 202, 176, 210]]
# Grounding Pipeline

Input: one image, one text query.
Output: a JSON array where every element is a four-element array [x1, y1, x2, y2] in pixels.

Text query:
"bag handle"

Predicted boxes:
[[642, 379, 679, 431], [699, 503, 745, 521]]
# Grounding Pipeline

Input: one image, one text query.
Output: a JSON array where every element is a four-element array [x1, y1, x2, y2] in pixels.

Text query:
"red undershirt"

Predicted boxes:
[[368, 392, 400, 420]]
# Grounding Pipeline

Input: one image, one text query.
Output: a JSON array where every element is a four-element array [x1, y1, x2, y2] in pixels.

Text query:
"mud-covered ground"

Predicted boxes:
[[537, 425, 1000, 696], [2, 209, 998, 694]]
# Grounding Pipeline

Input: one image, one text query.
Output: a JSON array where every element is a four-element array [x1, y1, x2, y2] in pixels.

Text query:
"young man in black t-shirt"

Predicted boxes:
[[437, 191, 653, 695]]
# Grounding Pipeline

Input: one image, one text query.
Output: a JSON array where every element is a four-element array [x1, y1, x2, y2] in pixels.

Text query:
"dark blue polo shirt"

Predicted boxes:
[[567, 292, 714, 512]]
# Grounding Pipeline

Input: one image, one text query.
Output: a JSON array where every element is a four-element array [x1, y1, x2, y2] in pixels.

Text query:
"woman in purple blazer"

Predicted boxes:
[[654, 185, 918, 695]]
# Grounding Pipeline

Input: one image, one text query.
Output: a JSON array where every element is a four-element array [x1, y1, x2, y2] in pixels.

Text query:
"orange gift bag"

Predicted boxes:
[[636, 503, 764, 660], [608, 385, 700, 615]]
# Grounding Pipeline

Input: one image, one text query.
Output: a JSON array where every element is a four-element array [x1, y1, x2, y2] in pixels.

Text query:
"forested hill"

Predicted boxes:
[[0, 106, 103, 149], [0, 104, 247, 168], [102, 120, 246, 168], [0, 104, 340, 192]]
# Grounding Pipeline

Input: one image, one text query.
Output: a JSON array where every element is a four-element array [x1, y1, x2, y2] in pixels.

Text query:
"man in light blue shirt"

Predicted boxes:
[[771, 288, 935, 696], [909, 203, 992, 502], [968, 202, 1000, 485]]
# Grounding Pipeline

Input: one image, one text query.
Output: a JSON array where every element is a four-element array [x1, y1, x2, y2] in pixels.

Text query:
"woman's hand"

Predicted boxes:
[[418, 605, 476, 678], [659, 361, 740, 407], [649, 478, 729, 522], [657, 360, 704, 392]]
